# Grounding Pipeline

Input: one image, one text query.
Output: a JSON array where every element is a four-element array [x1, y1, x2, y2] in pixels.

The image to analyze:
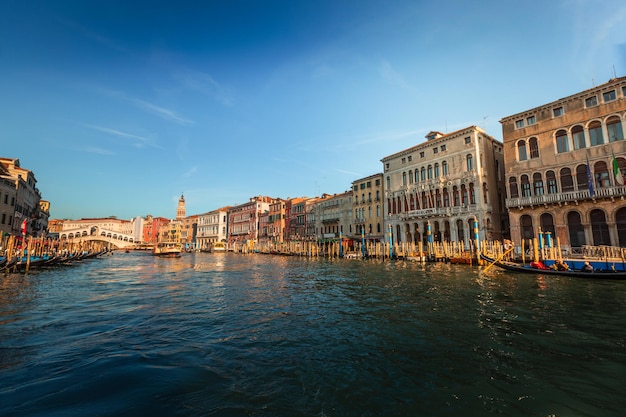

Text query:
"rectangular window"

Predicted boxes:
[[553, 107, 563, 117], [385, 163, 389, 170], [603, 90, 616, 102], [585, 96, 598, 107], [464, 136, 471, 144], [515, 119, 524, 129], [401, 158, 406, 164], [526, 116, 536, 125], [375, 179, 380, 186], [366, 181, 371, 188], [433, 148, 438, 154], [360, 183, 365, 189], [407, 156, 412, 162], [440, 144, 446, 151], [419, 151, 425, 158]]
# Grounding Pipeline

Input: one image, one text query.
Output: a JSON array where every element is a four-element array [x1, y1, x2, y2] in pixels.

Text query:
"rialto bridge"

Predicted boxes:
[[58, 225, 136, 249]]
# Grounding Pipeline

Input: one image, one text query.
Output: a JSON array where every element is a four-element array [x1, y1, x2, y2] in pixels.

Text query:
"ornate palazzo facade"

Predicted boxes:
[[381, 126, 507, 246]]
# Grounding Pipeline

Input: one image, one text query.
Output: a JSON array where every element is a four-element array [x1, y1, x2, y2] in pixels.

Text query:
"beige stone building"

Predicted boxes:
[[501, 76, 626, 251], [381, 126, 507, 247], [311, 191, 353, 242], [351, 173, 384, 243]]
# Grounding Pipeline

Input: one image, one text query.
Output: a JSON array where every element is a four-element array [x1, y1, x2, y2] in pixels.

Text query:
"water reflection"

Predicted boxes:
[[1, 253, 625, 416]]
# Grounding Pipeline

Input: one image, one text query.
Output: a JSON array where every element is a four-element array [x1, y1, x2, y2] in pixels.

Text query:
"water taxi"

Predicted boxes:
[[211, 242, 226, 252], [153, 242, 182, 258]]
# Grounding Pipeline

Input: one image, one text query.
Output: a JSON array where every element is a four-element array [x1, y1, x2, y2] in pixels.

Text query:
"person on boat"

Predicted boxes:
[[530, 260, 549, 270], [581, 261, 593, 272], [555, 260, 569, 271]]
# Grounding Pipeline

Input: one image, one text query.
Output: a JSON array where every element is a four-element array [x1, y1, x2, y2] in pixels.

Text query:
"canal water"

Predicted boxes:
[[1, 252, 625, 417]]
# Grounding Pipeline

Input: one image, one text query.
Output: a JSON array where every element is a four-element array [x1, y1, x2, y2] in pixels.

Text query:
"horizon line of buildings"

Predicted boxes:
[[5, 76, 626, 252]]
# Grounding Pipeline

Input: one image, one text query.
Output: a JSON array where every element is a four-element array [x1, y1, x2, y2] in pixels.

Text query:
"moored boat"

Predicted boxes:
[[480, 253, 626, 279]]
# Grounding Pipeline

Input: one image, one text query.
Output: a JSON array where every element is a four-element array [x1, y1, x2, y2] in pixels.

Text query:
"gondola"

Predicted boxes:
[[480, 253, 626, 280]]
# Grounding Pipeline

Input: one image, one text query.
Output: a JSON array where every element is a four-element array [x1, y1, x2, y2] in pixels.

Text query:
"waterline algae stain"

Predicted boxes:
[[1, 252, 625, 416]]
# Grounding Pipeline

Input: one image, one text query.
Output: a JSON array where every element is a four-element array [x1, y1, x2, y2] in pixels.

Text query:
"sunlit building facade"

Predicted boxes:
[[382, 126, 507, 246], [501, 76, 626, 250]]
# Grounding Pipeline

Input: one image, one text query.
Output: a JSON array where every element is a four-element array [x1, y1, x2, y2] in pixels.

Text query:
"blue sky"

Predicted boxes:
[[1, 0, 625, 220]]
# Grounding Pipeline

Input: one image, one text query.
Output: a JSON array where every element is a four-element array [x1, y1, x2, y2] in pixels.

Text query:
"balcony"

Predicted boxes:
[[505, 185, 626, 209], [401, 204, 493, 219]]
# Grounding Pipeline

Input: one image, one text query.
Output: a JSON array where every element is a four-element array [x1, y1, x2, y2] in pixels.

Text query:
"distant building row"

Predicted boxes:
[[23, 76, 626, 251]]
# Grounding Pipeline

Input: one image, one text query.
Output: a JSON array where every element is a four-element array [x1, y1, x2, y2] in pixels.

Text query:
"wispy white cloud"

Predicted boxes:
[[83, 146, 115, 155], [173, 70, 234, 107], [96, 88, 194, 125], [83, 124, 164, 150], [130, 98, 195, 125], [182, 166, 198, 178], [379, 59, 412, 89]]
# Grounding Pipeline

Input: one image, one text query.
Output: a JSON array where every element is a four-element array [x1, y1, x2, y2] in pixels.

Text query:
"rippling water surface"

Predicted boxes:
[[1, 252, 625, 417]]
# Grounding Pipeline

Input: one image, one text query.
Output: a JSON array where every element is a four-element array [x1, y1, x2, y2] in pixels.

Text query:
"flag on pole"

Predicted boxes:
[[586, 156, 595, 197], [612, 151, 624, 186]]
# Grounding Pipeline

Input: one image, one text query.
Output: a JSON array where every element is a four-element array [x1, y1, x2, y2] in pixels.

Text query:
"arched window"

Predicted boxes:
[[442, 161, 449, 176], [508, 177, 519, 198], [556, 129, 569, 153], [443, 188, 450, 207], [590, 209, 611, 245], [408, 170, 413, 184], [567, 211, 585, 247], [593, 161, 610, 188], [386, 176, 391, 190], [560, 167, 574, 192], [517, 140, 528, 161], [414, 170, 419, 183], [533, 172, 544, 195], [427, 165, 433, 179], [469, 183, 476, 204], [461, 184, 468, 205], [456, 219, 465, 242], [575, 164, 590, 191], [402, 172, 407, 186], [453, 186, 459, 206], [421, 167, 426, 181], [572, 125, 586, 149], [607, 115, 624, 142], [546, 170, 557, 194], [588, 120, 604, 146], [615, 157, 626, 186], [540, 213, 555, 241], [466, 154, 474, 171], [435, 189, 442, 207], [520, 174, 531, 197], [409, 194, 415, 210], [529, 137, 539, 159], [520, 215, 534, 241], [616, 207, 626, 246], [434, 163, 440, 178]]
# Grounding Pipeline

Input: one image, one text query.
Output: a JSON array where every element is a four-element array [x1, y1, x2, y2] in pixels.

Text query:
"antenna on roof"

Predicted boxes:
[[613, 64, 617, 79]]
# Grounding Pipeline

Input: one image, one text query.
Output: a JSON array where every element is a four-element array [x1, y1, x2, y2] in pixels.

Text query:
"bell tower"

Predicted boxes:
[[176, 193, 186, 219]]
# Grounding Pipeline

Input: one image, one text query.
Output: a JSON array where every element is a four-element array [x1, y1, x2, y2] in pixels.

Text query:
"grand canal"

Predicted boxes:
[[1, 252, 625, 417]]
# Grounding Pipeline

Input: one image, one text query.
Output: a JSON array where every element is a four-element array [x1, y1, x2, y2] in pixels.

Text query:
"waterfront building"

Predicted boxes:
[[285, 197, 309, 241], [381, 126, 507, 247], [181, 214, 197, 249], [0, 174, 16, 237], [158, 220, 181, 245], [227, 196, 274, 248], [312, 191, 353, 242], [37, 200, 50, 237], [351, 173, 385, 243], [0, 157, 45, 237], [259, 198, 285, 246], [196, 207, 229, 251], [501, 76, 626, 250], [142, 215, 170, 244]]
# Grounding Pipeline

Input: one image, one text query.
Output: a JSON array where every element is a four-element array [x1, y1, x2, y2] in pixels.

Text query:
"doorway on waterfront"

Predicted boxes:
[[567, 211, 585, 247], [590, 209, 611, 246]]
